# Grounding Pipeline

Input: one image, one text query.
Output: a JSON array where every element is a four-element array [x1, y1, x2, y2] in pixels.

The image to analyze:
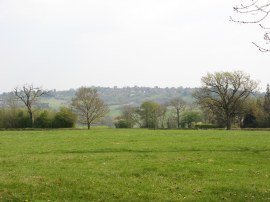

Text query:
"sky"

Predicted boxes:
[[0, 0, 269, 93]]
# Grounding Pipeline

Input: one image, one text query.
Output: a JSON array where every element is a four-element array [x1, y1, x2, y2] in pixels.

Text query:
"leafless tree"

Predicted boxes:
[[194, 71, 259, 130], [170, 97, 186, 129], [14, 84, 47, 127], [71, 87, 109, 129], [231, 0, 270, 52]]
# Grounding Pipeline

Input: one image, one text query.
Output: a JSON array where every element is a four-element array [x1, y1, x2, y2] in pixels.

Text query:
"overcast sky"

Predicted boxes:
[[0, 0, 269, 92]]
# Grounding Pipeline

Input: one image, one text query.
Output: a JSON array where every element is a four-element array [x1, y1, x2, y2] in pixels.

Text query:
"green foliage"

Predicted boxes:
[[0, 109, 31, 128], [15, 110, 32, 128], [0, 108, 76, 129], [181, 111, 202, 128], [34, 110, 53, 128], [194, 71, 259, 130], [52, 107, 76, 128], [243, 113, 258, 128], [0, 129, 270, 201], [138, 101, 161, 129], [114, 119, 132, 128], [243, 97, 267, 128]]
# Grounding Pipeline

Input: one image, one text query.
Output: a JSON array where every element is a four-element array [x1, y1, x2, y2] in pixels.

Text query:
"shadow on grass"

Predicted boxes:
[[34, 148, 270, 155]]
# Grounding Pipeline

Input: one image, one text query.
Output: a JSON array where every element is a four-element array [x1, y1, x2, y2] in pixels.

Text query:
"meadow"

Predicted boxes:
[[0, 129, 270, 201]]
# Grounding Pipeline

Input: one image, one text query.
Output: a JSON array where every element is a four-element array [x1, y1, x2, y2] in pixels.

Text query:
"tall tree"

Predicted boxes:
[[14, 84, 47, 127], [71, 87, 109, 129], [194, 71, 259, 130], [231, 0, 270, 51], [170, 97, 186, 128]]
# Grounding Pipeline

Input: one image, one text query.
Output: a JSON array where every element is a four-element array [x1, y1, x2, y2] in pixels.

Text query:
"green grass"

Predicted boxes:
[[0, 129, 270, 201]]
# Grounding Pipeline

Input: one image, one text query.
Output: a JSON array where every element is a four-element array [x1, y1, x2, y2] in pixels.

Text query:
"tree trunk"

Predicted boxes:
[[177, 109, 180, 129], [28, 109, 33, 128], [87, 122, 90, 130], [226, 115, 232, 130]]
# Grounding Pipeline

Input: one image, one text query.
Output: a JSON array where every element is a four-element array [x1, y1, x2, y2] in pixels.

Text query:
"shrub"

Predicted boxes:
[[15, 110, 32, 128], [114, 120, 131, 128], [35, 110, 53, 128], [52, 107, 76, 128]]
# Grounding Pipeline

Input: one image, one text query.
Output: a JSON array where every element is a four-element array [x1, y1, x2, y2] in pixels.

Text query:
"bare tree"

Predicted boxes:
[[14, 84, 47, 127], [170, 97, 186, 129], [71, 87, 109, 129], [194, 71, 259, 130], [231, 0, 270, 51]]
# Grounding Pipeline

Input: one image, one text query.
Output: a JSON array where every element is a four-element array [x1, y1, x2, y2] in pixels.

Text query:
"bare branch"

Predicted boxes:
[[231, 0, 270, 51], [13, 84, 47, 127]]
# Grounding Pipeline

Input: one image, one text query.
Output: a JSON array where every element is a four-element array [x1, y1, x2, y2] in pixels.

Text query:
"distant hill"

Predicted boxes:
[[40, 86, 197, 109], [0, 87, 196, 116]]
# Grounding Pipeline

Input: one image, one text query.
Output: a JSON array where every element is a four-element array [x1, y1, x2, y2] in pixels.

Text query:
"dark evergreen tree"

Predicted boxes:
[[263, 84, 270, 126]]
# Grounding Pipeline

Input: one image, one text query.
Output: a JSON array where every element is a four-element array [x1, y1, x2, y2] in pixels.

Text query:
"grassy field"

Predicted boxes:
[[0, 129, 270, 201]]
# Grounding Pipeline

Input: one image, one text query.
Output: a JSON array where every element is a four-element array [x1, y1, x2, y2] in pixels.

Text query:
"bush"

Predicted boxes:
[[52, 107, 76, 128], [114, 120, 132, 128], [35, 110, 53, 128], [15, 110, 32, 128]]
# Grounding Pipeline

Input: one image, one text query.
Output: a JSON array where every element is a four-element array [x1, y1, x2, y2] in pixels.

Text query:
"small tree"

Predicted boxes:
[[194, 71, 259, 130], [138, 101, 165, 129], [71, 87, 109, 129], [14, 84, 47, 127], [170, 97, 186, 128], [181, 111, 201, 128]]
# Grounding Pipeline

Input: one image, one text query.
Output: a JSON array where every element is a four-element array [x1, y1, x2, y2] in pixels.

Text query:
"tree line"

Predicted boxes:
[[0, 85, 108, 129], [115, 71, 269, 130], [0, 70, 269, 130]]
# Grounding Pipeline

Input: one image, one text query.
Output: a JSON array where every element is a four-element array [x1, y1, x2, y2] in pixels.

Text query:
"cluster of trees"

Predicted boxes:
[[194, 71, 270, 129], [114, 99, 202, 129], [0, 85, 109, 129], [242, 84, 270, 128], [115, 71, 270, 130]]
